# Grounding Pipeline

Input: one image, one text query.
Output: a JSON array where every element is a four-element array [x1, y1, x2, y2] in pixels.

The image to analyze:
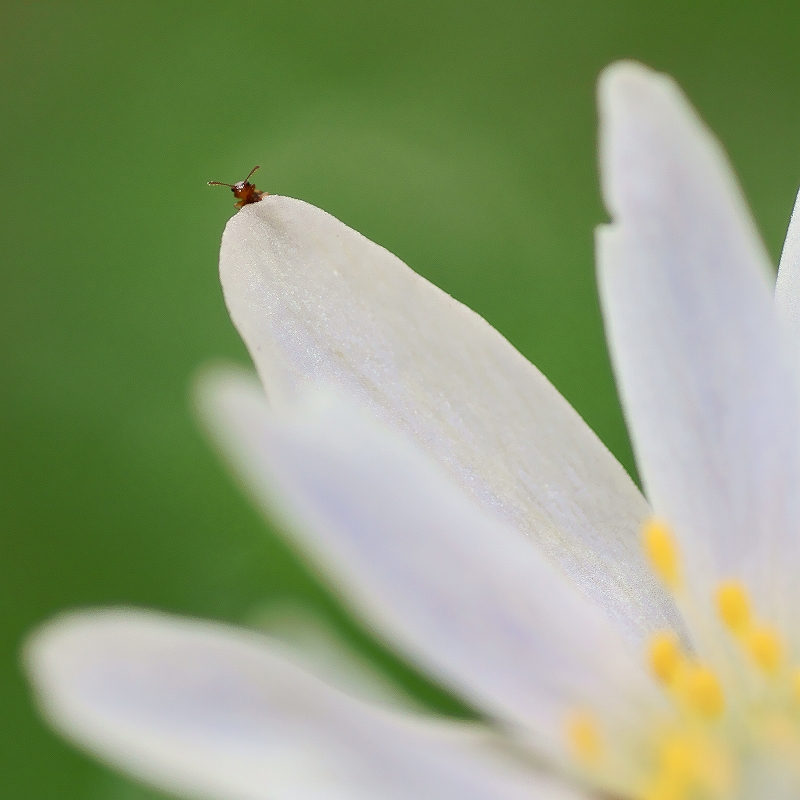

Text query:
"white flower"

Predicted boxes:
[[24, 61, 800, 800]]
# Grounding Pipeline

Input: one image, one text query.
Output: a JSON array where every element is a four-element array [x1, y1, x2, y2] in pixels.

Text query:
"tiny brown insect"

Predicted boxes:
[[208, 165, 268, 208]]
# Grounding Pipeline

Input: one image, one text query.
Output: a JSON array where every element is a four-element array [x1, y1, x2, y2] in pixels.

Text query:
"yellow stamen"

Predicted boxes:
[[642, 518, 680, 588], [567, 710, 602, 764], [683, 665, 724, 719], [716, 582, 751, 633], [746, 627, 782, 674], [649, 632, 682, 686], [640, 737, 694, 800], [660, 737, 694, 783]]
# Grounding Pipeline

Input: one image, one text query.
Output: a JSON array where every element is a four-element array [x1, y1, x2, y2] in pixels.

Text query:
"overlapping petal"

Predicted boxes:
[[597, 62, 800, 636], [775, 189, 800, 347], [27, 610, 590, 800], [218, 195, 679, 643], [198, 370, 666, 760], [28, 59, 800, 800]]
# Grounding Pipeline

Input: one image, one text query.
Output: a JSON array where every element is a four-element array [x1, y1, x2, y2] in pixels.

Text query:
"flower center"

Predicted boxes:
[[566, 519, 800, 799]]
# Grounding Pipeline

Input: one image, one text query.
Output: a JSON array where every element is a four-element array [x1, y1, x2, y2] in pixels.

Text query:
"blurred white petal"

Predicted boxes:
[[218, 195, 679, 643], [26, 610, 590, 800], [775, 188, 800, 346], [197, 369, 665, 759], [597, 62, 800, 634], [246, 601, 422, 713]]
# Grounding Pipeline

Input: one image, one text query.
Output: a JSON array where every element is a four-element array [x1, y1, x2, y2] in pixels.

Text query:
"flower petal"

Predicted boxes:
[[775, 188, 800, 344], [26, 610, 589, 800], [218, 195, 678, 642], [596, 62, 800, 631], [197, 370, 665, 760], [247, 600, 425, 713]]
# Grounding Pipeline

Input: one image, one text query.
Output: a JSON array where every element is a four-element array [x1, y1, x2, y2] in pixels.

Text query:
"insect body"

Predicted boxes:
[[208, 165, 268, 208]]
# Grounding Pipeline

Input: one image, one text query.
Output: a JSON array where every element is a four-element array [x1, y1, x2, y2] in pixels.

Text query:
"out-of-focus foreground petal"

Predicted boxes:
[[775, 188, 800, 345], [26, 610, 590, 800], [597, 62, 800, 636], [218, 194, 679, 644], [249, 601, 425, 714], [197, 369, 666, 762]]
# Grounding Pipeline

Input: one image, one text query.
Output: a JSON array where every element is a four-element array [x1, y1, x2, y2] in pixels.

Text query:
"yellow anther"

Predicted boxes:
[[660, 737, 695, 783], [746, 627, 782, 674], [649, 632, 682, 686], [566, 710, 602, 765], [716, 582, 751, 633], [640, 734, 734, 800], [641, 739, 694, 800], [642, 518, 680, 588], [683, 665, 724, 719]]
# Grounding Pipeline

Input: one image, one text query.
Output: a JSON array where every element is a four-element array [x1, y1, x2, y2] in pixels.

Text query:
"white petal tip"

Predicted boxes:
[[192, 361, 261, 409], [597, 60, 687, 155], [597, 59, 731, 230], [598, 60, 669, 107], [24, 609, 99, 694], [23, 610, 141, 745], [192, 362, 266, 439]]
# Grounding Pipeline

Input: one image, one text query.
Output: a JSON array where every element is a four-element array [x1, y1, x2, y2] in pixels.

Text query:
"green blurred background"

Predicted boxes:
[[2, 1, 799, 797]]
